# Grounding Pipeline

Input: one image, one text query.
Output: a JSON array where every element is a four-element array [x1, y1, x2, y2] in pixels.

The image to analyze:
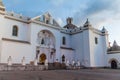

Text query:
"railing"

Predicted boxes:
[[0, 64, 45, 71]]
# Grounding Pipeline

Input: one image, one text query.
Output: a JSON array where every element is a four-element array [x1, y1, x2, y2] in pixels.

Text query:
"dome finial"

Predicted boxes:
[[0, 0, 4, 6], [84, 18, 91, 27], [87, 18, 89, 22], [113, 40, 118, 46], [102, 26, 107, 33], [0, 0, 5, 14]]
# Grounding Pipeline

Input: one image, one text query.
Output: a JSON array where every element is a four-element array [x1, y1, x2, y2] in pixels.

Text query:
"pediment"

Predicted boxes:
[[32, 12, 60, 27]]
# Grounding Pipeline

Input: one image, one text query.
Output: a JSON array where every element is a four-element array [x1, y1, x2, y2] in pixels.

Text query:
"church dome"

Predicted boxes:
[[63, 17, 77, 29], [108, 40, 120, 51]]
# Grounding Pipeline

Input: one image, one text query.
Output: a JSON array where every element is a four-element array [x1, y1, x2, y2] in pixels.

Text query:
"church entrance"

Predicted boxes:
[[111, 60, 117, 69], [39, 53, 46, 65]]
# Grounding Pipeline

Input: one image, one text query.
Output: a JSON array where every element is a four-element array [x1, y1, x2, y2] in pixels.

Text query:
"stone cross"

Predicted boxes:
[[44, 59, 48, 69], [45, 59, 48, 66], [66, 60, 70, 66], [77, 61, 80, 66], [72, 60, 75, 66], [21, 57, 25, 66], [34, 58, 38, 66], [7, 56, 12, 66]]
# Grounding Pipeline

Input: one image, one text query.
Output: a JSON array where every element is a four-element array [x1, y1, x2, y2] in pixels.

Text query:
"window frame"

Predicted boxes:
[[62, 36, 66, 45], [95, 37, 98, 44], [12, 25, 18, 36]]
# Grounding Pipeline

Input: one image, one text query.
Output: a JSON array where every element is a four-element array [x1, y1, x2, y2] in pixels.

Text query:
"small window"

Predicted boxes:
[[12, 25, 18, 36], [62, 37, 66, 45], [95, 37, 98, 44]]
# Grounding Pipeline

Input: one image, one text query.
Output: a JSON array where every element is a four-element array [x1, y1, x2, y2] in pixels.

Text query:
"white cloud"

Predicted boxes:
[[50, 0, 65, 6], [56, 17, 63, 26], [73, 0, 120, 28]]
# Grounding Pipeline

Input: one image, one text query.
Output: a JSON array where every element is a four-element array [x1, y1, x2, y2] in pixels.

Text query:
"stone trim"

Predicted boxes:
[[60, 47, 74, 50], [2, 38, 30, 44], [4, 15, 30, 24], [61, 26, 106, 36], [0, 64, 45, 71], [0, 10, 5, 15], [31, 20, 61, 30], [107, 51, 120, 54]]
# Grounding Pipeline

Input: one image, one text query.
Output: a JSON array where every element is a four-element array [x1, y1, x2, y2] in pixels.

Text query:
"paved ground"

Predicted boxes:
[[0, 69, 120, 80]]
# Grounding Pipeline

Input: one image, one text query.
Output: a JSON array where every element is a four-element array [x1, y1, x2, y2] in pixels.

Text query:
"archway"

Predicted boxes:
[[37, 30, 56, 48], [62, 55, 65, 63], [39, 53, 46, 65], [111, 60, 117, 69], [37, 30, 56, 63]]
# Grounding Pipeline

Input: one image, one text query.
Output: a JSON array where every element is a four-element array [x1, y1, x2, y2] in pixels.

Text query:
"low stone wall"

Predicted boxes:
[[48, 62, 66, 70], [0, 64, 46, 71]]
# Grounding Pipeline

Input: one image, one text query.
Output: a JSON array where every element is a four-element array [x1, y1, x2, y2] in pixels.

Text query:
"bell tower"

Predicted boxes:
[[0, 0, 5, 15]]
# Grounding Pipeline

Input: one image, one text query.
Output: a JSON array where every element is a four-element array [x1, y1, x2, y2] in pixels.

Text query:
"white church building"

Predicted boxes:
[[0, 0, 120, 69]]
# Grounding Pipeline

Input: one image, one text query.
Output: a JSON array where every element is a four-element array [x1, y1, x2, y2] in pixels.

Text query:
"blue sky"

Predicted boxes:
[[3, 0, 120, 46]]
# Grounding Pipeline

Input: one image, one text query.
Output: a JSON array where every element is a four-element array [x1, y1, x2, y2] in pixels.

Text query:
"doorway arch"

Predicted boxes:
[[111, 60, 117, 69], [62, 55, 65, 63], [39, 53, 46, 65]]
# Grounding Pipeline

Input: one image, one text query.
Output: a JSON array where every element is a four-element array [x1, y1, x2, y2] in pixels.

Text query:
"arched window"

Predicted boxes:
[[12, 25, 18, 36], [95, 37, 98, 44], [62, 36, 66, 45]]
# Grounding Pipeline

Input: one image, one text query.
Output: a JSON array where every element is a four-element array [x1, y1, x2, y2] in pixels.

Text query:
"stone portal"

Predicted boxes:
[[39, 53, 46, 65]]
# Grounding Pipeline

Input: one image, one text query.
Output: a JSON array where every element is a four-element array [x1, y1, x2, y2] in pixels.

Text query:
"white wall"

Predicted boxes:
[[0, 13, 109, 67], [71, 32, 84, 64], [1, 41, 33, 64], [107, 53, 120, 68], [30, 23, 61, 62], [61, 49, 74, 63], [82, 30, 91, 67], [3, 18, 30, 41], [89, 29, 107, 67], [60, 33, 72, 48]]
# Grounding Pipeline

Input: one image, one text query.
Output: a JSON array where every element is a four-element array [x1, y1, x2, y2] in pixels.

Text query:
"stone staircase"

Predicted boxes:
[[48, 62, 66, 70]]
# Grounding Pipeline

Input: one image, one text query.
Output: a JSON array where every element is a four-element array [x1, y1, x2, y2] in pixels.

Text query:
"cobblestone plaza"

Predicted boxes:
[[0, 69, 119, 80]]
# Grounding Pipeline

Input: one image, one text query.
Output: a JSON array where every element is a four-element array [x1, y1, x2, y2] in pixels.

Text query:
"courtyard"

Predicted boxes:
[[0, 69, 119, 80]]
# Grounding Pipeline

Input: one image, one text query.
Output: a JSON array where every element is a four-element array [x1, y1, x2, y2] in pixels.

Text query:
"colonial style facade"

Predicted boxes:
[[0, 0, 120, 69]]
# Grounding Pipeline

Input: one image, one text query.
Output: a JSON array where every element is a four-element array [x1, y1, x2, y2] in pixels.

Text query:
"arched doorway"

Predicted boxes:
[[111, 60, 117, 69], [39, 53, 46, 65], [37, 30, 56, 63], [62, 55, 65, 63]]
